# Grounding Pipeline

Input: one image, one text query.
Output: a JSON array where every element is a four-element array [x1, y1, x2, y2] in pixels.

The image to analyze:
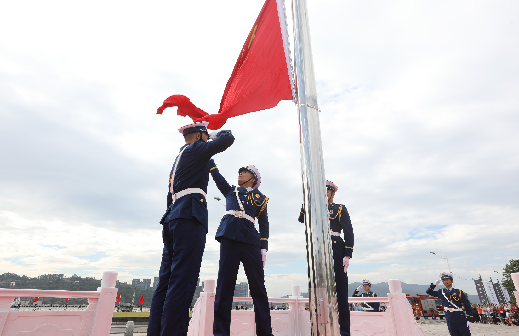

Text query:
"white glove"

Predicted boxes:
[[209, 131, 218, 140], [433, 279, 441, 286], [342, 256, 350, 273], [261, 249, 267, 268], [467, 321, 471, 331], [356, 285, 362, 291]]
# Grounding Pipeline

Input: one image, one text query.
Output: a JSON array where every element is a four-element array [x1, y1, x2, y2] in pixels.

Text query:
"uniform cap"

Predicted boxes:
[[238, 165, 261, 189], [326, 180, 338, 193], [178, 121, 209, 136], [440, 272, 453, 280], [362, 279, 372, 286]]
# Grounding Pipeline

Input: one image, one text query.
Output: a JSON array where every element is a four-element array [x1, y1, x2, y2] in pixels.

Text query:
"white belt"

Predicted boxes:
[[444, 307, 463, 312], [225, 210, 256, 224], [172, 188, 207, 202], [330, 231, 341, 236]]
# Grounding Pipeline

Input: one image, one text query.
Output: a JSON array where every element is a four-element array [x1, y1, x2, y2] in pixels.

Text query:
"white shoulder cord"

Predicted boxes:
[[170, 145, 189, 195], [234, 187, 245, 211]]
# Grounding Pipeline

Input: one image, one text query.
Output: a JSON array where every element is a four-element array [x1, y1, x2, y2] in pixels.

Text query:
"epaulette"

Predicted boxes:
[[250, 190, 267, 206]]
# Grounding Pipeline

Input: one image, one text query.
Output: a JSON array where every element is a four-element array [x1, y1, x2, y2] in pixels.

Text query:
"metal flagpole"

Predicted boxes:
[[291, 0, 339, 334]]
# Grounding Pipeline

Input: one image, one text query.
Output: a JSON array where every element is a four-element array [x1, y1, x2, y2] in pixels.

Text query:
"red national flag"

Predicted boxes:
[[33, 297, 38, 303], [116, 293, 121, 303], [157, 0, 293, 129], [139, 295, 144, 304], [66, 298, 69, 302]]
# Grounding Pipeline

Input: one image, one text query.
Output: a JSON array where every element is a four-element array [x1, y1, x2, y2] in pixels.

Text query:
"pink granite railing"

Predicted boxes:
[[0, 271, 118, 336], [188, 279, 425, 336]]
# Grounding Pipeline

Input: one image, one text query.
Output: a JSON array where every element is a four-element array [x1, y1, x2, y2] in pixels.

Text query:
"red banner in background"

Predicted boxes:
[[33, 297, 38, 303], [157, 0, 293, 129], [139, 295, 144, 304], [116, 293, 121, 303]]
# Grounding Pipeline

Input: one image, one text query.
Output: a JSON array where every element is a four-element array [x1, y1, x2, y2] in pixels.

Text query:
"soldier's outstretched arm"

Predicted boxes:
[[208, 160, 232, 196], [426, 280, 441, 297], [353, 285, 362, 297], [198, 130, 235, 159]]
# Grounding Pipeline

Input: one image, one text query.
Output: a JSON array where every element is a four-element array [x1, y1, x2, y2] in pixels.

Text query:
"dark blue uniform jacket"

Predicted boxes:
[[426, 285, 474, 323], [160, 132, 234, 231], [210, 167, 269, 250], [353, 290, 380, 312], [298, 203, 354, 258]]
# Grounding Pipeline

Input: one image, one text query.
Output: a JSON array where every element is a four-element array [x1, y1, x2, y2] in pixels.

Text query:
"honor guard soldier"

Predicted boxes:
[[426, 272, 474, 336], [148, 122, 234, 336], [353, 280, 379, 312], [210, 164, 274, 336], [298, 180, 354, 336]]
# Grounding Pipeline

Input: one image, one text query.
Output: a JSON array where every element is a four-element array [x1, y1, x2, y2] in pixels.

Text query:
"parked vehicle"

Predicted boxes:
[[406, 294, 445, 319]]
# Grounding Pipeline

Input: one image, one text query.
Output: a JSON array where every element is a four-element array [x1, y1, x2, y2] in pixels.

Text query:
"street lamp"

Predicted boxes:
[[430, 252, 452, 273]]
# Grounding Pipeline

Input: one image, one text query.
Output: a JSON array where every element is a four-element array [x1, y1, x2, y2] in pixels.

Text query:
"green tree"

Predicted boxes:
[[502, 259, 519, 304]]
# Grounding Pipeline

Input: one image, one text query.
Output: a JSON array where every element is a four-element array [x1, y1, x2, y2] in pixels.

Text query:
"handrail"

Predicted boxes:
[[233, 296, 390, 303]]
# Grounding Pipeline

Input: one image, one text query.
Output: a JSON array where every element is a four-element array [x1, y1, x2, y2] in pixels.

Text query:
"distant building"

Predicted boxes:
[[474, 276, 511, 305], [474, 278, 488, 305], [234, 282, 249, 297], [232, 282, 250, 309], [132, 278, 152, 289], [153, 277, 159, 289]]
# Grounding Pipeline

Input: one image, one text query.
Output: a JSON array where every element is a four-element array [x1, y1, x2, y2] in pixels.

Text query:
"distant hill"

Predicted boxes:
[[349, 281, 480, 304]]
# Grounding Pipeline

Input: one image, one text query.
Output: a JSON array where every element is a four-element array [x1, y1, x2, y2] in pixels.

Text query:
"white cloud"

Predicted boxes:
[[1, 0, 519, 299]]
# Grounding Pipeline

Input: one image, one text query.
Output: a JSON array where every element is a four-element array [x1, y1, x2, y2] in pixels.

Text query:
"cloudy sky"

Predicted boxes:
[[1, 0, 518, 298]]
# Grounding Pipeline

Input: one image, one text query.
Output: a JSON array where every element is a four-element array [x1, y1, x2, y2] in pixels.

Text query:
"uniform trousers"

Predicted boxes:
[[332, 236, 350, 336], [148, 218, 206, 336], [446, 312, 471, 336], [213, 237, 272, 336]]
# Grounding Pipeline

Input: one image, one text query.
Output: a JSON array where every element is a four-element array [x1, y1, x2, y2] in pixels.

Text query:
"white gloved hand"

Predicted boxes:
[[343, 256, 350, 273], [467, 321, 471, 331], [433, 279, 441, 286], [209, 131, 218, 140], [261, 249, 267, 268], [356, 285, 363, 291]]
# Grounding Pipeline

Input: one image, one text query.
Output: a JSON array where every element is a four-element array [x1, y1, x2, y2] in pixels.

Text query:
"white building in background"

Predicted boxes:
[[483, 281, 499, 305], [234, 282, 249, 297]]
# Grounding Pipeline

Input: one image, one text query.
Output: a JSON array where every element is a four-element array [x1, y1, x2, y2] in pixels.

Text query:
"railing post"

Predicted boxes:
[[387, 279, 413, 336], [90, 271, 118, 335], [0, 295, 15, 335], [290, 285, 303, 336], [188, 279, 216, 336]]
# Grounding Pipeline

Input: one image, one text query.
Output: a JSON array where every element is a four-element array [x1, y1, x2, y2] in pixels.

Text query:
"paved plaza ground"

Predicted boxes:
[[418, 321, 518, 336], [113, 321, 519, 335]]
